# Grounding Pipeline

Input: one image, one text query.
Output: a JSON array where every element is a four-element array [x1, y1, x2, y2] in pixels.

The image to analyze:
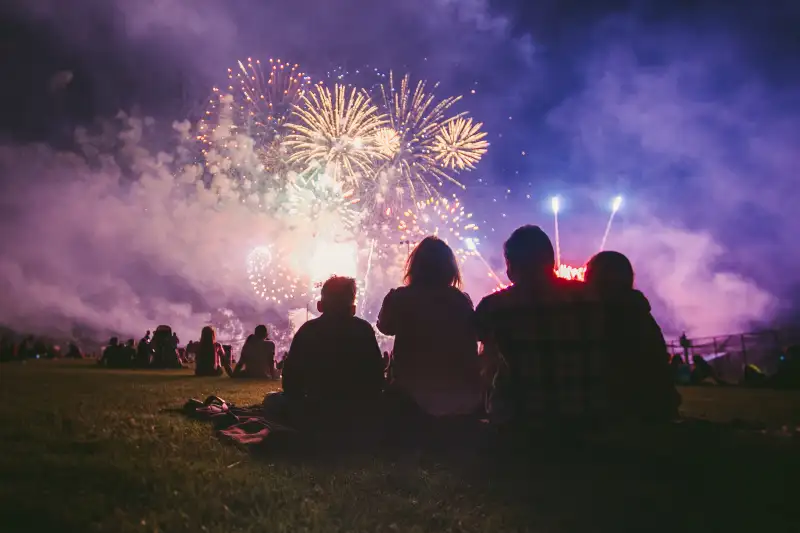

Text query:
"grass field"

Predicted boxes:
[[1, 360, 799, 533]]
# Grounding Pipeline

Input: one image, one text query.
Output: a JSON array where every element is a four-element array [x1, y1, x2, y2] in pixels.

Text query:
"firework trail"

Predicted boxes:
[[284, 84, 388, 184], [285, 170, 363, 238]]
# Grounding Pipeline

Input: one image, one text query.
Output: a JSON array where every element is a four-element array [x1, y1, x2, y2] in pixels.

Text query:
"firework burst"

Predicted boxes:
[[376, 73, 465, 201], [393, 195, 479, 261], [432, 117, 489, 170], [285, 171, 363, 238], [198, 58, 314, 147], [246, 245, 306, 305], [284, 84, 388, 184]]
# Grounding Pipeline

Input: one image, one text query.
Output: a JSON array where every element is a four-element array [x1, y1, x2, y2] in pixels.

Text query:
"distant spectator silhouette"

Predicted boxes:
[[475, 225, 608, 429], [227, 325, 276, 379], [276, 276, 384, 437], [99, 337, 126, 368], [378, 236, 482, 419], [195, 326, 225, 376], [585, 250, 680, 422], [65, 342, 83, 359]]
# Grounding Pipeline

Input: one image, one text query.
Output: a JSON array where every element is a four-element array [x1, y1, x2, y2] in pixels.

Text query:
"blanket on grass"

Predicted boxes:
[[182, 396, 295, 447]]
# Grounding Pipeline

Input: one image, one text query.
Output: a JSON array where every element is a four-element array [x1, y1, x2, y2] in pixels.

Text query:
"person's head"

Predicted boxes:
[[254, 325, 268, 339], [404, 236, 461, 289], [146, 330, 151, 336], [503, 225, 556, 284], [127, 339, 134, 347], [317, 276, 357, 316], [109, 337, 118, 346], [200, 326, 216, 346], [585, 251, 635, 293]]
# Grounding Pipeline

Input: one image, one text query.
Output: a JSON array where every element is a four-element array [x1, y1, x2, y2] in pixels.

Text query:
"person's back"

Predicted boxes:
[[231, 327, 276, 379], [195, 326, 224, 376], [478, 277, 607, 424], [282, 277, 385, 432], [476, 226, 611, 429], [585, 251, 679, 422], [379, 284, 481, 416]]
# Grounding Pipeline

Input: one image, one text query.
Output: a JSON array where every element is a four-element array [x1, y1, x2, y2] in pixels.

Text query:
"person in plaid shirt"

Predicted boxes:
[[476, 225, 610, 428]]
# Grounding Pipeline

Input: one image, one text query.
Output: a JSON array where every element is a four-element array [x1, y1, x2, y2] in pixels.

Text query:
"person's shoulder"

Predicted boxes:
[[476, 284, 517, 312], [351, 316, 377, 333]]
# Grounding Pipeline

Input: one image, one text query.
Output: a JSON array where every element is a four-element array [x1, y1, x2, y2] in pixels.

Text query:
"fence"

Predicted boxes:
[[666, 328, 800, 383]]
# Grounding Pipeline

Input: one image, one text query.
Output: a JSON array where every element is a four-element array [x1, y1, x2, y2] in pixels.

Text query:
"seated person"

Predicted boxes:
[[195, 326, 226, 376], [475, 225, 610, 430], [226, 325, 276, 379], [278, 276, 385, 435], [98, 337, 126, 368], [378, 236, 482, 419], [584, 250, 680, 422]]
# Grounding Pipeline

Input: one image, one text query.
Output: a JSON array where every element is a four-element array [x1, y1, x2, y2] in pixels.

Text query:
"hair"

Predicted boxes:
[[254, 324, 268, 338], [503, 225, 555, 278], [320, 276, 358, 313], [585, 251, 635, 292], [404, 236, 462, 289], [199, 326, 216, 347]]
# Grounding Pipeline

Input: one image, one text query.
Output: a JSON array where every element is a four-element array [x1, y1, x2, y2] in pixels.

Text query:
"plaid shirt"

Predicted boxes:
[[476, 279, 609, 424]]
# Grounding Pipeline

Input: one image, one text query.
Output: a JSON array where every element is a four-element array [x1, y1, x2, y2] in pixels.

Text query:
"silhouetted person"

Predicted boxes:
[[151, 326, 182, 369], [378, 236, 482, 419], [99, 337, 125, 368], [195, 326, 225, 376], [136, 333, 153, 368], [475, 225, 608, 430], [770, 344, 800, 389], [679, 332, 691, 364], [172, 332, 180, 349], [227, 325, 276, 379], [120, 339, 136, 367], [280, 276, 385, 436], [65, 342, 83, 359], [585, 250, 680, 422]]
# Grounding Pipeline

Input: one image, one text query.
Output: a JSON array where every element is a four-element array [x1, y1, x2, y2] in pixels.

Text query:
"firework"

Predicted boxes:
[[393, 195, 479, 261], [376, 73, 465, 201], [284, 84, 388, 184], [432, 117, 489, 170], [198, 58, 314, 148], [285, 171, 363, 237], [326, 65, 388, 97], [247, 245, 306, 305]]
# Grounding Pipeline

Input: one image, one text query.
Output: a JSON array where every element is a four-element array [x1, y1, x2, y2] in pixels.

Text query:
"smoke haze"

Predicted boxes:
[[0, 0, 797, 341]]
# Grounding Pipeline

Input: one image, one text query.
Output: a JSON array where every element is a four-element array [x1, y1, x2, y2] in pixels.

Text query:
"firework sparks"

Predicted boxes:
[[286, 171, 363, 237], [394, 195, 479, 261], [246, 245, 306, 305], [377, 73, 465, 201], [284, 84, 388, 184], [432, 117, 489, 170], [198, 58, 314, 146]]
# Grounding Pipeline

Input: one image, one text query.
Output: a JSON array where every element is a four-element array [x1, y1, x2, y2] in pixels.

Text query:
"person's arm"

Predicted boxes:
[[475, 296, 501, 382], [360, 322, 387, 394], [376, 289, 398, 336]]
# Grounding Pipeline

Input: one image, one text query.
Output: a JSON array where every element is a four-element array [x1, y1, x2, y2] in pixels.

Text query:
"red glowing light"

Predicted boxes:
[[492, 264, 586, 293]]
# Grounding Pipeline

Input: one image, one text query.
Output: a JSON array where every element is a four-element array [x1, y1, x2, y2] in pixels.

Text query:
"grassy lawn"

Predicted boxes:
[[1, 360, 799, 533]]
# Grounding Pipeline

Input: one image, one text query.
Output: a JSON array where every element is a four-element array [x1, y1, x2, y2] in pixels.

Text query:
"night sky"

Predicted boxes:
[[1, 0, 798, 338]]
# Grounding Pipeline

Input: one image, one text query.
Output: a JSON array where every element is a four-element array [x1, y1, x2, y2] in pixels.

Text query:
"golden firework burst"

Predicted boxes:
[[432, 117, 489, 170], [284, 84, 388, 183], [378, 72, 465, 201]]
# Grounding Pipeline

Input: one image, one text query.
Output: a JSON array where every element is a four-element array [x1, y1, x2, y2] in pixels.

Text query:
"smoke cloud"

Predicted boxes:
[[0, 2, 797, 342]]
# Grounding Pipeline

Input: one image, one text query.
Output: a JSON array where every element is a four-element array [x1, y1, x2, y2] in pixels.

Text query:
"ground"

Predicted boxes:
[[1, 361, 799, 533]]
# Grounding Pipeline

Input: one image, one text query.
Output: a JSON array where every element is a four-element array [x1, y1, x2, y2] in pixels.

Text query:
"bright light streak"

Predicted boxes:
[[464, 237, 477, 251], [551, 196, 560, 213], [308, 240, 359, 285], [612, 195, 623, 212]]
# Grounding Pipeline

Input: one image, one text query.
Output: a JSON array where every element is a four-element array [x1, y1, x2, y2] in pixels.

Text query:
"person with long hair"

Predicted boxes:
[[195, 326, 225, 377], [377, 236, 482, 420]]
